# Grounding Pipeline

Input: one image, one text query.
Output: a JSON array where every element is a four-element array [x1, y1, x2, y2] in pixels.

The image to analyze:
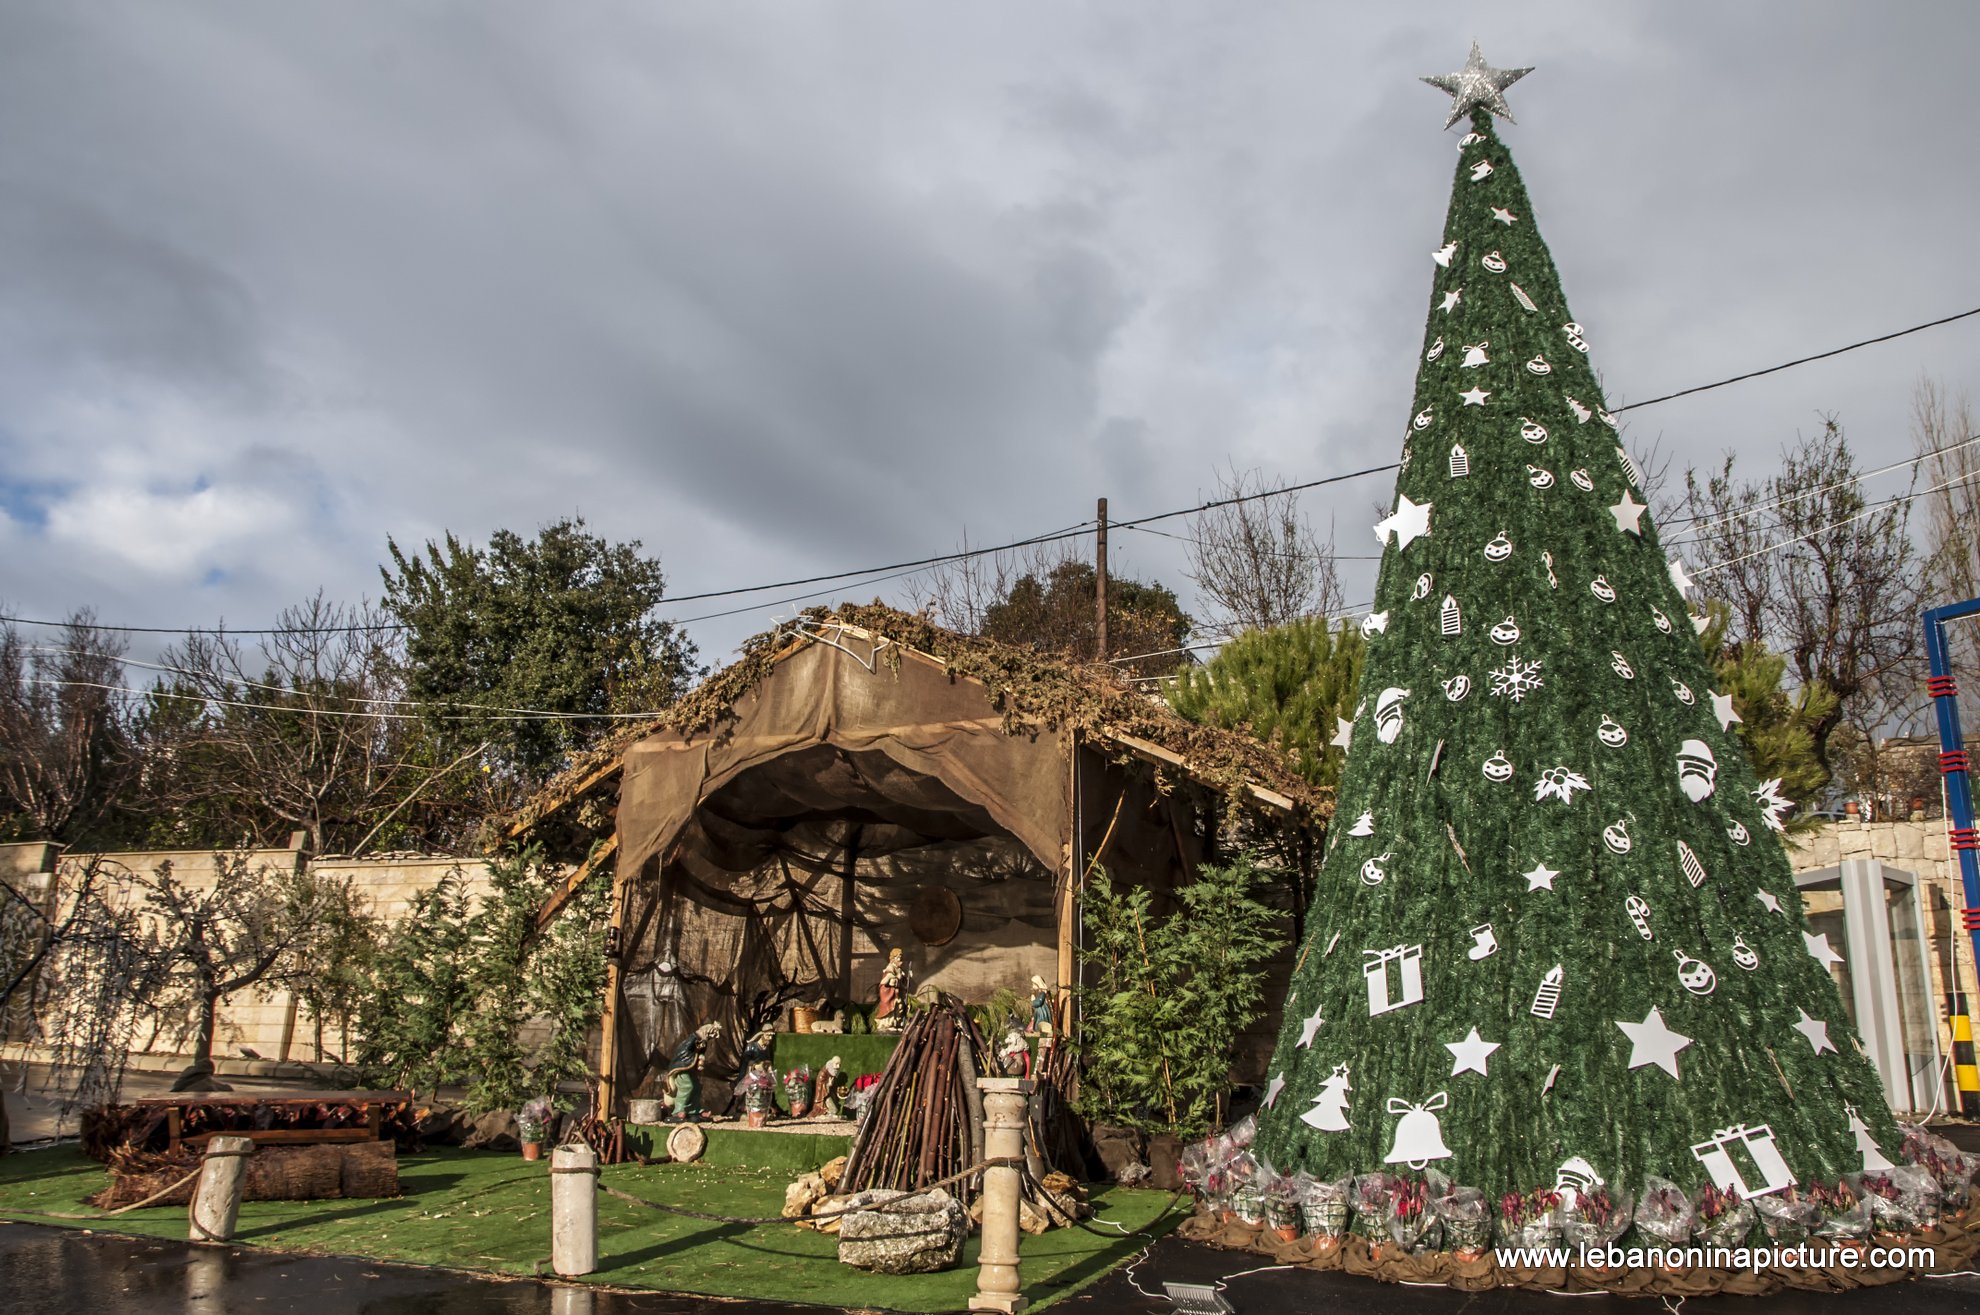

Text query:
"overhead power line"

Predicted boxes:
[[1613, 304, 1980, 413], [1663, 432, 1980, 543], [6, 305, 1979, 639]]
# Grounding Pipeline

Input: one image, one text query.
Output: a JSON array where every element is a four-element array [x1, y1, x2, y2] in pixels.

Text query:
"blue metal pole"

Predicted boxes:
[[1923, 600, 1980, 980]]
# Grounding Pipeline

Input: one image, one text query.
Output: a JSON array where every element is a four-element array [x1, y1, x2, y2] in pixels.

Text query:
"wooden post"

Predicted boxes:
[[1094, 498, 1109, 662], [595, 854, 636, 1120], [551, 1143, 599, 1276], [970, 1077, 1034, 1314], [1056, 732, 1078, 1004], [840, 824, 860, 1006], [189, 1135, 253, 1243]]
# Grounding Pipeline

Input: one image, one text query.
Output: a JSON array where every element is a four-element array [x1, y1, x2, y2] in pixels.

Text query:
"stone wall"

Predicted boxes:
[[0, 841, 497, 1069]]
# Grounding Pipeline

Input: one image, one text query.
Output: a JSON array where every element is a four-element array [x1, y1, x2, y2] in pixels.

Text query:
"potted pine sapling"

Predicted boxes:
[[517, 1096, 554, 1161]]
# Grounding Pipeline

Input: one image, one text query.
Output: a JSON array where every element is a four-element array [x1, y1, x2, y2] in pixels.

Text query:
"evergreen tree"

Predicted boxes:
[[1165, 616, 1364, 788], [1256, 58, 1897, 1207]]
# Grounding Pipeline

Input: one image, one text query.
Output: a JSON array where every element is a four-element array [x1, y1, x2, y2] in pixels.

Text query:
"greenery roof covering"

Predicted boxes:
[[505, 602, 1331, 852]]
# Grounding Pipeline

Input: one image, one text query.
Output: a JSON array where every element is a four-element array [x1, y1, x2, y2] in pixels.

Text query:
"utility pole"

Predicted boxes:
[[1094, 497, 1109, 662]]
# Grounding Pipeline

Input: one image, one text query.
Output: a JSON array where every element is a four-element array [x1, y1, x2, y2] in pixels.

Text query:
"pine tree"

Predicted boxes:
[[1255, 55, 1898, 1207], [1165, 616, 1365, 787]]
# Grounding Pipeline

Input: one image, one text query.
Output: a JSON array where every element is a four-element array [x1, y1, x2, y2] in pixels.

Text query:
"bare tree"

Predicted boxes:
[[1915, 375, 1980, 603], [137, 595, 441, 853], [0, 610, 134, 843], [1680, 419, 1923, 789], [1184, 465, 1342, 634]]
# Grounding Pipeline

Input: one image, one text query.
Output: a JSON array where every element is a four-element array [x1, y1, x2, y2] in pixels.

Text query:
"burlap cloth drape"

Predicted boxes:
[[1176, 1204, 1980, 1296]]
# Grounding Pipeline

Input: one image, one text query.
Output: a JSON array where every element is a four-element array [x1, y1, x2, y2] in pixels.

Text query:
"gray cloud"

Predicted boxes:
[[0, 2, 1975, 664]]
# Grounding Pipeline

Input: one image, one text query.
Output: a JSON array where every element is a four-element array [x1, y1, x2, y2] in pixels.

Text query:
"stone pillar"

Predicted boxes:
[[189, 1136, 253, 1243], [551, 1143, 599, 1277], [970, 1077, 1034, 1314]]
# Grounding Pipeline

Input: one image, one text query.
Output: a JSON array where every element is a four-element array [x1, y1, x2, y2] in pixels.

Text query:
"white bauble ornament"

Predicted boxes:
[[1426, 336, 1445, 362], [1481, 251, 1507, 273], [1383, 1091, 1454, 1169], [1461, 341, 1490, 368], [1348, 809, 1375, 837], [1570, 468, 1595, 492], [1482, 750, 1514, 783], [1412, 571, 1433, 601], [1597, 715, 1628, 748], [1449, 444, 1471, 478], [1484, 531, 1513, 562], [1590, 576, 1617, 603], [1563, 321, 1591, 353], [1519, 417, 1548, 444], [1674, 950, 1717, 996], [1527, 465, 1555, 489], [1676, 739, 1719, 802], [1672, 678, 1696, 706], [1625, 894, 1653, 940], [1603, 819, 1632, 854], [1440, 594, 1462, 636], [1361, 852, 1393, 886], [1413, 408, 1435, 431], [1600, 410, 1619, 429], [1442, 673, 1472, 702], [1525, 356, 1550, 376], [1728, 821, 1751, 847], [1490, 615, 1521, 646], [1611, 651, 1635, 679], [1651, 606, 1673, 635], [1374, 687, 1410, 744], [1732, 935, 1759, 971]]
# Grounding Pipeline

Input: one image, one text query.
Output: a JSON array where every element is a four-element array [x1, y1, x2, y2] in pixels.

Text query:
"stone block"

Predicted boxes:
[[837, 1188, 967, 1274]]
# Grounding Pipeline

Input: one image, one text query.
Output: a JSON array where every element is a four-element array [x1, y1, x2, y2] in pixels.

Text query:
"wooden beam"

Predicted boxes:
[[506, 758, 626, 839], [529, 835, 619, 935], [1102, 731, 1297, 813]]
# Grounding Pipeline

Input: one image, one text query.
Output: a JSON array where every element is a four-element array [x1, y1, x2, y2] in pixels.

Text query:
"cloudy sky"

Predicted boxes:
[[2, 3, 1976, 674]]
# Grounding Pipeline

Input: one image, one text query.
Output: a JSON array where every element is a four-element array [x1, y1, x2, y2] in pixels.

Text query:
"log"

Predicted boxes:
[[90, 1139, 400, 1208]]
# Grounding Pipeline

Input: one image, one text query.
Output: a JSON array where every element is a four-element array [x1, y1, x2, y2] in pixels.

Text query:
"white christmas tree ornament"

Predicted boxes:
[[1383, 1091, 1454, 1168], [1445, 1027, 1501, 1076], [1302, 1064, 1353, 1132], [1847, 1105, 1893, 1171], [1616, 1006, 1693, 1079]]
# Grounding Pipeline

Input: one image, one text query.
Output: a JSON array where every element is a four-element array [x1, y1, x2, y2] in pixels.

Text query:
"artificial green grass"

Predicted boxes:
[[0, 1145, 1182, 1311]]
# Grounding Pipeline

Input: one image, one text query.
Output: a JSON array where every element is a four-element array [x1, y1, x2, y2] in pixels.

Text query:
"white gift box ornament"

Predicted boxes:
[[1691, 1124, 1794, 1199], [1365, 944, 1425, 1016], [1383, 1090, 1454, 1168]]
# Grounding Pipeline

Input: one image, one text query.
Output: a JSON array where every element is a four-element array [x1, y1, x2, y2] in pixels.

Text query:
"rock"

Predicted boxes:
[[1146, 1132, 1184, 1191], [836, 1188, 967, 1274], [784, 1172, 828, 1219], [169, 1062, 232, 1094], [462, 1110, 520, 1152], [820, 1155, 847, 1191], [416, 1107, 465, 1145], [1090, 1122, 1146, 1185]]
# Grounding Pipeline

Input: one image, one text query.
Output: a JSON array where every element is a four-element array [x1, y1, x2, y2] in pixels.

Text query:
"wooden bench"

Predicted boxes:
[[132, 1089, 410, 1153]]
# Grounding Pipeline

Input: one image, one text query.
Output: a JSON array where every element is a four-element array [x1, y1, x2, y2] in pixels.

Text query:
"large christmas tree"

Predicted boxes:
[[1254, 47, 1900, 1205]]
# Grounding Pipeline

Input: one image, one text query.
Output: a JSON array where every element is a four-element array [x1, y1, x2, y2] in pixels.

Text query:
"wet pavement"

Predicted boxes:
[[0, 1221, 827, 1314], [1061, 1234, 1980, 1313], [11, 1220, 1980, 1315]]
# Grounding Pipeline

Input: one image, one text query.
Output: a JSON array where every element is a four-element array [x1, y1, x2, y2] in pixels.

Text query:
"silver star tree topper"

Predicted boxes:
[[1422, 42, 1533, 130]]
